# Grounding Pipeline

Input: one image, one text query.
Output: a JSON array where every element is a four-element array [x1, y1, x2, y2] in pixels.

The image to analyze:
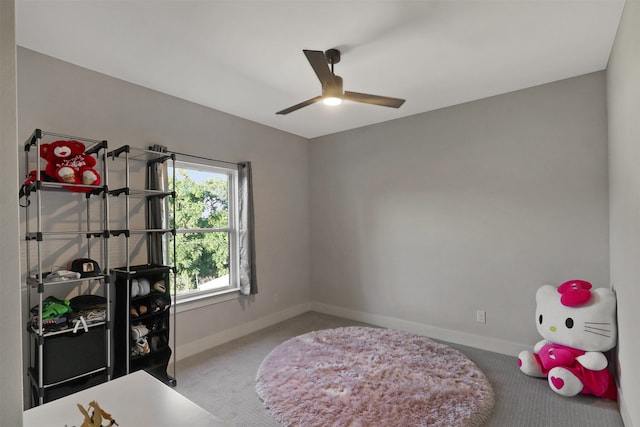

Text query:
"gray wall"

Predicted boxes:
[[607, 1, 640, 426], [17, 48, 311, 362], [309, 72, 610, 355], [1, 0, 24, 424]]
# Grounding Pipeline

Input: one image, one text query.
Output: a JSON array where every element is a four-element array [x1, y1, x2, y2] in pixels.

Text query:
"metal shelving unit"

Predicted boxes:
[[107, 145, 177, 386], [22, 129, 112, 406]]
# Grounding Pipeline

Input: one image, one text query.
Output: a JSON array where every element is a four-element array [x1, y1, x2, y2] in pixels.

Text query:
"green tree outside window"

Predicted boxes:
[[170, 169, 230, 294]]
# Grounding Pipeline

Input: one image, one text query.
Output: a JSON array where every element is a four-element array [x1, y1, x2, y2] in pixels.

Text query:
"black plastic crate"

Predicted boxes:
[[34, 326, 107, 384], [32, 371, 107, 404]]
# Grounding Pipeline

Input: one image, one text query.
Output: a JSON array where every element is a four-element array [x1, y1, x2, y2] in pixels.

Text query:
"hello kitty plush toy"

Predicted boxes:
[[518, 280, 617, 400]]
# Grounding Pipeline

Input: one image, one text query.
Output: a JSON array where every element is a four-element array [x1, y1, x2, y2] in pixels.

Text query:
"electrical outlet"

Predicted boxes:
[[476, 310, 486, 323]]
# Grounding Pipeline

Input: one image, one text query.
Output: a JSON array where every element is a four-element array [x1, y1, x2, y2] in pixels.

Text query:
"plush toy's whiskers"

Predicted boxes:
[[584, 322, 612, 338]]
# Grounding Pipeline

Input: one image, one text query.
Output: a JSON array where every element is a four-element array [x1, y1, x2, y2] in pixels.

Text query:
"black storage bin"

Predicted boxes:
[[35, 326, 107, 384], [32, 371, 107, 404]]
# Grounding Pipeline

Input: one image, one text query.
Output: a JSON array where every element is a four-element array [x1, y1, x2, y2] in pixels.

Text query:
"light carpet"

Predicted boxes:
[[255, 326, 495, 427]]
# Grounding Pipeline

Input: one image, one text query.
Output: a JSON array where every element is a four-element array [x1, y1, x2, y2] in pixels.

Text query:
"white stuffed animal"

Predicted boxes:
[[518, 280, 617, 399]]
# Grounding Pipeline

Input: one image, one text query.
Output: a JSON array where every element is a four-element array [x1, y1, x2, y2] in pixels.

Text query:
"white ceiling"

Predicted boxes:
[[15, 1, 625, 139]]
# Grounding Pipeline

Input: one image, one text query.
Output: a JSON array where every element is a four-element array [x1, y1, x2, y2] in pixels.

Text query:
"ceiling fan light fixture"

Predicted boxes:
[[322, 74, 344, 106], [323, 96, 342, 106]]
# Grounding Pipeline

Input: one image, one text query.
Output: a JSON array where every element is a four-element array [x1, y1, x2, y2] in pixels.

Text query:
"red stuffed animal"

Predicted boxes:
[[40, 140, 100, 192]]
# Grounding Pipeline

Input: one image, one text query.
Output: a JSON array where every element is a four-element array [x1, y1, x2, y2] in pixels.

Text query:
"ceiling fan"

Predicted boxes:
[[276, 49, 406, 115]]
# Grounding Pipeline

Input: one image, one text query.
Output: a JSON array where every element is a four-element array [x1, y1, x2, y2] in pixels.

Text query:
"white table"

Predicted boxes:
[[23, 370, 228, 426]]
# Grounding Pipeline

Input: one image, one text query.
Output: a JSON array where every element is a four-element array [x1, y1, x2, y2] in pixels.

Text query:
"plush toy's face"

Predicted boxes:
[[536, 284, 616, 352], [40, 140, 86, 161], [52, 144, 73, 159]]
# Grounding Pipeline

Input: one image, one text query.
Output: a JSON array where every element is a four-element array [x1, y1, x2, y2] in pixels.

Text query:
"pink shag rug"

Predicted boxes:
[[255, 327, 495, 427]]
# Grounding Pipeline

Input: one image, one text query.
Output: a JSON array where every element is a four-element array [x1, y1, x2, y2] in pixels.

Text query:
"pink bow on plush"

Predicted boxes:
[[557, 280, 592, 307]]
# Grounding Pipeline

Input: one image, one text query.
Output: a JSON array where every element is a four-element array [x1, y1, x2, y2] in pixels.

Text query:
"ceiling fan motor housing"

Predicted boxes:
[[323, 75, 343, 98]]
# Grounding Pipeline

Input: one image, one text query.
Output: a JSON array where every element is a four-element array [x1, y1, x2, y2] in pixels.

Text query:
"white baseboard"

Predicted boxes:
[[175, 303, 311, 361], [176, 301, 531, 362], [310, 302, 530, 357]]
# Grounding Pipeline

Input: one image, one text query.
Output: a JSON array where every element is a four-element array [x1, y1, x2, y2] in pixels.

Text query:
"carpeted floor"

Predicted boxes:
[[176, 311, 623, 427]]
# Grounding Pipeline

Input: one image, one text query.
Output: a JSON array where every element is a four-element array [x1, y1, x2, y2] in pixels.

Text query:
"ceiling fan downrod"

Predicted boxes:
[[325, 48, 341, 74]]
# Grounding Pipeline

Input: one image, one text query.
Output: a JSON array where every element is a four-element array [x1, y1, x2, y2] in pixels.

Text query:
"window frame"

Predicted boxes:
[[169, 159, 240, 303]]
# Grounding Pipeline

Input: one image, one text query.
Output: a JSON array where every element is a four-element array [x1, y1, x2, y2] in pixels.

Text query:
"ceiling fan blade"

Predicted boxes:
[[343, 91, 406, 108], [276, 96, 323, 115], [303, 50, 334, 87]]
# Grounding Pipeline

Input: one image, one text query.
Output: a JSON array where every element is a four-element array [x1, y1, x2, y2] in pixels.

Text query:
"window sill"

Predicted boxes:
[[174, 288, 239, 313]]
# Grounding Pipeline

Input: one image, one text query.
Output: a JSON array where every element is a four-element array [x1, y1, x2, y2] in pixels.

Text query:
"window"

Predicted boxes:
[[169, 160, 239, 300]]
